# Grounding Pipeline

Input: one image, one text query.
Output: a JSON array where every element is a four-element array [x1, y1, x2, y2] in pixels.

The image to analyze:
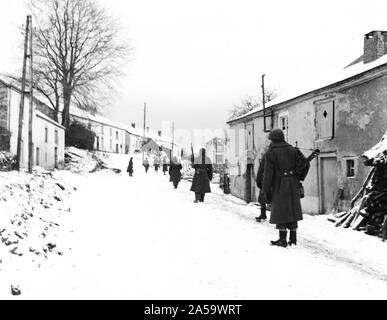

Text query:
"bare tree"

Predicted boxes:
[[229, 88, 277, 120], [29, 0, 132, 127]]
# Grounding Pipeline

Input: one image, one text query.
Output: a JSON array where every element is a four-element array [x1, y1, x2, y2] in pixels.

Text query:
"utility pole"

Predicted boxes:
[[142, 102, 146, 162], [171, 121, 174, 157], [16, 15, 31, 171], [28, 15, 34, 173], [261, 74, 267, 132]]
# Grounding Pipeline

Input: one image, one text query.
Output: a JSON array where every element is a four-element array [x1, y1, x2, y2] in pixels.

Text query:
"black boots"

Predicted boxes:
[[256, 205, 267, 222], [288, 230, 297, 246], [270, 231, 288, 247], [255, 214, 267, 222]]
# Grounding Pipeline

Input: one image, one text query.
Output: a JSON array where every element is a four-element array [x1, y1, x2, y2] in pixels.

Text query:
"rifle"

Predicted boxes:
[[190, 143, 194, 165], [306, 148, 320, 162]]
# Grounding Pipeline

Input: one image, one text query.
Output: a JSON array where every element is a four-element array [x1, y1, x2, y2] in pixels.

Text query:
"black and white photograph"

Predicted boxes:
[[1, 0, 387, 302]]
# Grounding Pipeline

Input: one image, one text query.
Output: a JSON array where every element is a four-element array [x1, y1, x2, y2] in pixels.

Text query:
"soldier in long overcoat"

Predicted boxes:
[[261, 129, 309, 247], [190, 148, 213, 203], [153, 157, 160, 172], [169, 156, 182, 189], [143, 157, 150, 173], [127, 157, 134, 177]]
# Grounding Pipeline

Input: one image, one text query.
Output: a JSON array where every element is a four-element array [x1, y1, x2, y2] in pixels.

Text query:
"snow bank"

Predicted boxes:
[[64, 147, 123, 174], [0, 168, 76, 296]]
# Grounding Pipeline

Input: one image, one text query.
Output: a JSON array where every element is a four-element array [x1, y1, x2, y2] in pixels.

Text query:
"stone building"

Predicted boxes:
[[226, 30, 387, 214]]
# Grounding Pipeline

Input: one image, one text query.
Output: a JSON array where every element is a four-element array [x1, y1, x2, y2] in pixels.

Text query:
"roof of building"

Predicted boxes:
[[70, 106, 124, 130], [0, 73, 179, 146], [227, 53, 387, 124], [35, 110, 66, 129], [114, 121, 145, 137]]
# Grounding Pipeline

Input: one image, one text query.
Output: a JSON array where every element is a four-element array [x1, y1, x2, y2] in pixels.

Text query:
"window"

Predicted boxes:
[[100, 125, 104, 134], [279, 115, 289, 141], [88, 123, 92, 130], [346, 159, 355, 177], [263, 108, 273, 132], [316, 101, 335, 140], [36, 147, 40, 166], [110, 139, 112, 149], [54, 129, 58, 145], [116, 131, 119, 140], [101, 137, 104, 150], [246, 123, 254, 151], [45, 127, 48, 143], [110, 128, 112, 136]]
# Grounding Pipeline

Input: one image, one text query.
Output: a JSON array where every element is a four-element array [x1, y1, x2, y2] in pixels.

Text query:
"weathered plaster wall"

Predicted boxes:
[[334, 75, 387, 208], [34, 114, 65, 170]]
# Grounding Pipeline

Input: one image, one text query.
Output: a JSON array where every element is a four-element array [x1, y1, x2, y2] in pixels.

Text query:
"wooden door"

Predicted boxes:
[[320, 157, 337, 214]]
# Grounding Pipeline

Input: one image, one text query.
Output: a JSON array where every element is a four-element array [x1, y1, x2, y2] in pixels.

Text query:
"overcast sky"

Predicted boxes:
[[1, 0, 387, 147]]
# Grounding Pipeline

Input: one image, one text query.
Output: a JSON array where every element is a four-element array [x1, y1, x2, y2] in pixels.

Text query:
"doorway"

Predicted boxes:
[[245, 164, 255, 203], [320, 157, 338, 214]]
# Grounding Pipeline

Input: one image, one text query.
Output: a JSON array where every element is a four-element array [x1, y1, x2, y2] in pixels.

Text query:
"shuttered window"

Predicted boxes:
[[316, 101, 335, 140]]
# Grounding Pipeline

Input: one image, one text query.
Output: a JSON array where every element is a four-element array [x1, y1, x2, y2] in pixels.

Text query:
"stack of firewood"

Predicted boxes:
[[328, 164, 387, 241]]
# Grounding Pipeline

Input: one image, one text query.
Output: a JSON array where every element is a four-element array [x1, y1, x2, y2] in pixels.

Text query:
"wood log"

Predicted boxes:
[[349, 196, 369, 228], [335, 210, 352, 227], [350, 168, 375, 208], [342, 212, 357, 228], [382, 214, 387, 242], [327, 216, 337, 223], [333, 211, 349, 219], [342, 205, 360, 228], [352, 209, 367, 230]]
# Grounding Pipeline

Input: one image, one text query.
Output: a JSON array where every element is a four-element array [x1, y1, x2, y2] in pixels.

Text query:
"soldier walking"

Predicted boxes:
[[143, 157, 150, 173], [190, 147, 213, 203], [169, 156, 182, 189], [154, 157, 160, 172], [127, 157, 134, 177], [261, 129, 309, 247]]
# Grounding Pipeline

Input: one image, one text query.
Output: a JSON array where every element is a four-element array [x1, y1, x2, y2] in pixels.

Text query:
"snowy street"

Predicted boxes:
[[1, 154, 387, 299]]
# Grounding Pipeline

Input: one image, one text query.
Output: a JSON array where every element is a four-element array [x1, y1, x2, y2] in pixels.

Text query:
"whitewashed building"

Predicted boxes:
[[0, 75, 65, 170], [70, 107, 126, 154]]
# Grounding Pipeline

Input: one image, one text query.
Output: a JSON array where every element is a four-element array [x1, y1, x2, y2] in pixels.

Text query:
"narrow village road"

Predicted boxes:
[[13, 161, 387, 299]]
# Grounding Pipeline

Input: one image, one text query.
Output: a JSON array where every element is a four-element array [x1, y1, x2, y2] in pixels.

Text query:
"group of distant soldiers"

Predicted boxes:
[[126, 154, 184, 189], [126, 128, 311, 248]]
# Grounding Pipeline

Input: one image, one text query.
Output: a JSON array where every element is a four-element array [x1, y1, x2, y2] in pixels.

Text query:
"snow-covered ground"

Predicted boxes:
[[1, 151, 387, 299]]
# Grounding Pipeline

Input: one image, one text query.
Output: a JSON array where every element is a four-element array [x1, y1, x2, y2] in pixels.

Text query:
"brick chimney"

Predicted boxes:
[[364, 31, 387, 64], [131, 123, 136, 128]]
